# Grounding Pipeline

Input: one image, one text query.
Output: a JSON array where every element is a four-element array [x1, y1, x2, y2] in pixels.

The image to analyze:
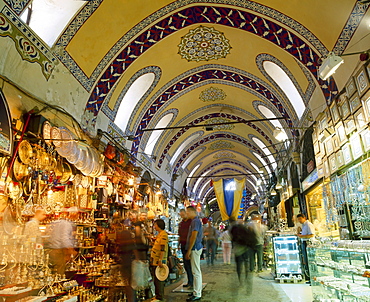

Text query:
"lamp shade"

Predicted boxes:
[[319, 53, 344, 80]]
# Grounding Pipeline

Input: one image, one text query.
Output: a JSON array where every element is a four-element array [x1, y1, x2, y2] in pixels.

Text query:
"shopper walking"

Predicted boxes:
[[116, 227, 138, 302], [203, 220, 218, 266], [185, 206, 203, 301], [45, 207, 78, 275], [178, 209, 193, 288], [150, 219, 169, 302], [24, 207, 46, 245], [220, 226, 232, 265], [230, 219, 257, 283], [247, 214, 267, 272]]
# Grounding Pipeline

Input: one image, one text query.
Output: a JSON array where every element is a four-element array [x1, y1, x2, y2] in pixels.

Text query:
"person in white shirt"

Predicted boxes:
[[296, 213, 315, 282], [220, 226, 232, 264], [296, 214, 315, 240], [24, 208, 46, 245]]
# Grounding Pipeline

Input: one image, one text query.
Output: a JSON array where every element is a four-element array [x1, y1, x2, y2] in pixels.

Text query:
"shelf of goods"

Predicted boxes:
[[273, 235, 303, 282], [308, 240, 370, 301]]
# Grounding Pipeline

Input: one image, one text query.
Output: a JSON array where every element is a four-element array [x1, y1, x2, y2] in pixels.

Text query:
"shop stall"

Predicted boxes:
[[0, 108, 176, 301]]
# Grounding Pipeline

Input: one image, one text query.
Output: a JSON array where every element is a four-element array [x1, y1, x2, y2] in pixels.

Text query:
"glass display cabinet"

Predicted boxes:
[[308, 240, 370, 301], [272, 235, 303, 281]]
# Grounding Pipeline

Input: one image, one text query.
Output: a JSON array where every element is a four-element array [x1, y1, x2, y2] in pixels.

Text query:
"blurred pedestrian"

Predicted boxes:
[[45, 207, 78, 275], [247, 214, 267, 272], [178, 209, 193, 288], [24, 207, 46, 245], [203, 220, 218, 266], [220, 226, 232, 265], [116, 226, 138, 302], [230, 219, 257, 283]]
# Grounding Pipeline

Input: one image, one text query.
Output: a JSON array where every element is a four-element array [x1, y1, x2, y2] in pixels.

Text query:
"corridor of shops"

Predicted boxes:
[[0, 0, 370, 301]]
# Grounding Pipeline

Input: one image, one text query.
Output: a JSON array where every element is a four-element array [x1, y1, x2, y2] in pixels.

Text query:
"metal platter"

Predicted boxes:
[[51, 127, 62, 148], [57, 127, 77, 158], [60, 162, 72, 184], [13, 157, 29, 181], [18, 140, 33, 165]]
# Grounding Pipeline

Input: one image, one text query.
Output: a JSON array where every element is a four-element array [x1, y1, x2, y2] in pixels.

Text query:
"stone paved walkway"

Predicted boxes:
[[162, 259, 293, 302]]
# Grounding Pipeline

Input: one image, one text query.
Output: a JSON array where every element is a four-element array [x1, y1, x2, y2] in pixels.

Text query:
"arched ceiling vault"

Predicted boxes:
[[47, 0, 369, 200]]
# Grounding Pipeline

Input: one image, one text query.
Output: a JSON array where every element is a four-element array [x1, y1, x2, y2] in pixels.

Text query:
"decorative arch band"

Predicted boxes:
[[172, 133, 273, 174], [157, 112, 278, 168], [84, 4, 338, 128]]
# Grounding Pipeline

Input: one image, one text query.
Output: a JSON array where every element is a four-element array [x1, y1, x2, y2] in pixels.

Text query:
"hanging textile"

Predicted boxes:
[[213, 178, 246, 221]]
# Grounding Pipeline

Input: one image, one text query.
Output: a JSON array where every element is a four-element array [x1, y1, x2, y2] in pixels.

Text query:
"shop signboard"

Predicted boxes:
[[302, 168, 319, 191], [0, 89, 12, 156]]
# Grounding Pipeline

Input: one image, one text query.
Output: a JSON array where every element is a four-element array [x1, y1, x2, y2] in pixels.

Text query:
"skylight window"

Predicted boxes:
[[192, 169, 212, 193], [258, 104, 290, 147], [182, 148, 204, 170], [144, 113, 173, 155], [187, 164, 201, 186], [170, 133, 202, 165], [252, 152, 272, 175], [20, 0, 85, 46], [263, 61, 306, 118], [246, 179, 258, 192], [252, 137, 277, 169], [115, 73, 156, 132]]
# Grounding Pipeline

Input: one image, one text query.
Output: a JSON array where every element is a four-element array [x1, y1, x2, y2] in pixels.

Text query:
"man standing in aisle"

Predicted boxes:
[[203, 220, 218, 266], [248, 214, 267, 273], [185, 206, 203, 301], [178, 209, 193, 288], [296, 213, 315, 282]]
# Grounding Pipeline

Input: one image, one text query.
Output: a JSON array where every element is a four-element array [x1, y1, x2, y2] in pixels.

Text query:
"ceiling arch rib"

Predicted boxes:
[[81, 4, 338, 130], [189, 161, 257, 194], [134, 64, 291, 134], [169, 131, 203, 166], [133, 68, 296, 154], [157, 111, 278, 168], [172, 133, 273, 174], [187, 159, 256, 189]]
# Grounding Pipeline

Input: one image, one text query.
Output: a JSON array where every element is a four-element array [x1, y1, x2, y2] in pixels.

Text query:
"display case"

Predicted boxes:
[[308, 240, 370, 301], [273, 235, 303, 281]]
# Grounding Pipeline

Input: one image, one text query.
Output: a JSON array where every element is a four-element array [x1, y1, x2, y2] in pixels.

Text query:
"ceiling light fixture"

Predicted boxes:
[[271, 188, 277, 196], [318, 49, 370, 81], [318, 52, 344, 80], [273, 128, 288, 141]]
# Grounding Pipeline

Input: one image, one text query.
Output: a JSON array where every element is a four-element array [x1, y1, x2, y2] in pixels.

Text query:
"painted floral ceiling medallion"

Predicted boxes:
[[178, 26, 231, 62], [213, 151, 236, 159], [205, 117, 234, 131], [199, 86, 226, 102], [209, 141, 235, 150]]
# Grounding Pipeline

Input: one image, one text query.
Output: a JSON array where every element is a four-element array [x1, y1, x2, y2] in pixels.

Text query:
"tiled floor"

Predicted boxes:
[[163, 259, 313, 302]]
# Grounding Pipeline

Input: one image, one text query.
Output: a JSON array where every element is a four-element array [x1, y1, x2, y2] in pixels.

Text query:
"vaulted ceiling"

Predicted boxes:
[[37, 0, 370, 201]]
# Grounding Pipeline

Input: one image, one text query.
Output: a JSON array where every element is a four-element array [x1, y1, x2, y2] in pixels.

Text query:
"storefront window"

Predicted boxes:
[[305, 183, 339, 237]]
